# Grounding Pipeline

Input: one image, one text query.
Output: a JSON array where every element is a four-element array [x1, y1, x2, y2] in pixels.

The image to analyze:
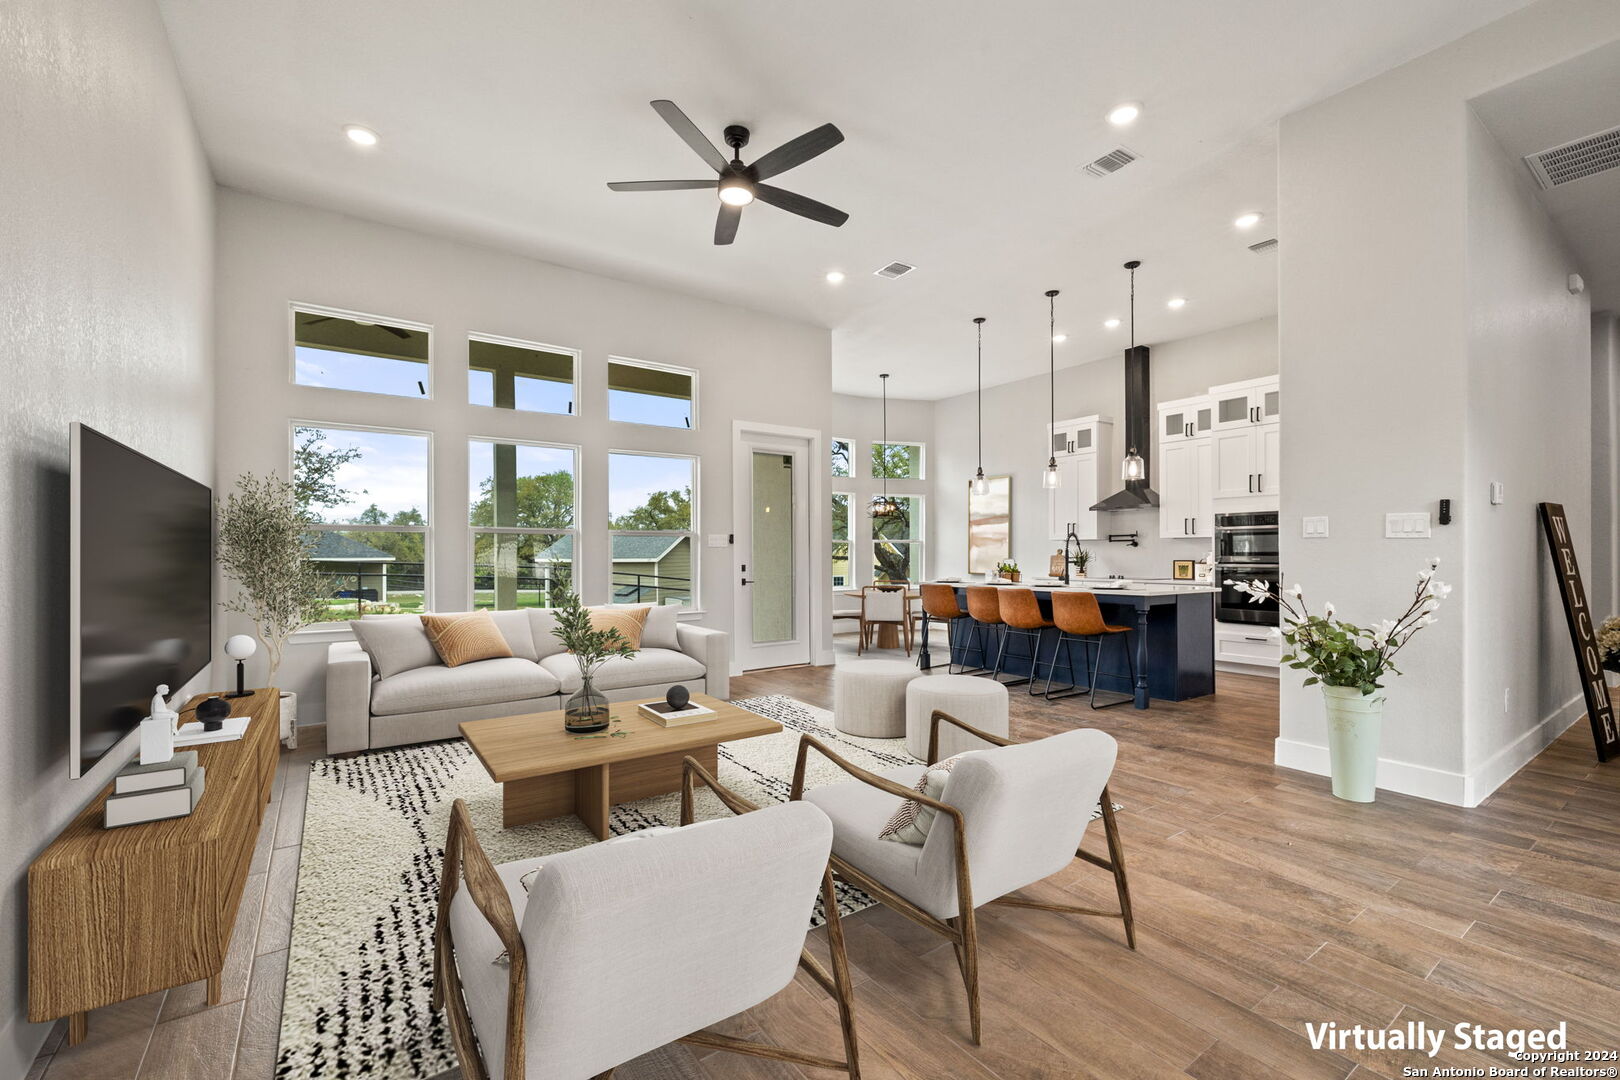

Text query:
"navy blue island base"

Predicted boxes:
[[917, 584, 1218, 709]]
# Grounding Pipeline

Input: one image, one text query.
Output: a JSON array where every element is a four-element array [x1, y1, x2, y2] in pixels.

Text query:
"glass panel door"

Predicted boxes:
[[750, 452, 795, 644]]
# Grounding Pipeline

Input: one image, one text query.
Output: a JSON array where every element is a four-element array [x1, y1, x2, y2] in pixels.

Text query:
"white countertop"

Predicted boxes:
[[929, 579, 1218, 597]]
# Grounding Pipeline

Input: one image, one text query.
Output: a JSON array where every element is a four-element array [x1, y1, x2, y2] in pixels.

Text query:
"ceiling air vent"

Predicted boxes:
[[1082, 146, 1138, 178], [873, 261, 916, 280], [1524, 124, 1620, 190], [1248, 238, 1278, 255]]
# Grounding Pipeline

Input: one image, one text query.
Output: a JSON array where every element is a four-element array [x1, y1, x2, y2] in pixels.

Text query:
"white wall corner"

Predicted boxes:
[[1273, 738, 1470, 806], [1461, 692, 1586, 807]]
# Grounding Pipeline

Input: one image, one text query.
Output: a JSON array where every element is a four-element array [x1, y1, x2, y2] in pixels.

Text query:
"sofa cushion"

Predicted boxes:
[[528, 609, 567, 660], [351, 615, 441, 679], [537, 648, 706, 694], [422, 611, 514, 668], [609, 603, 678, 650], [486, 609, 539, 662], [371, 657, 561, 717]]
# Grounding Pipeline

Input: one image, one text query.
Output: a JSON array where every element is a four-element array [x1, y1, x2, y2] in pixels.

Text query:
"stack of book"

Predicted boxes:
[[104, 750, 206, 829], [638, 699, 717, 727]]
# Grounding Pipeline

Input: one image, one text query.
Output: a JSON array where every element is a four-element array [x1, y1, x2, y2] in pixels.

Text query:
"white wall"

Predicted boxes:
[[213, 191, 833, 720], [829, 392, 934, 588], [930, 318, 1278, 580], [0, 0, 215, 1071], [1277, 0, 1614, 805], [1593, 311, 1620, 616]]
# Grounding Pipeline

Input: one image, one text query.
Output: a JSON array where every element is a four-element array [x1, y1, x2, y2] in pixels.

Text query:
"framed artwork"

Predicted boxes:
[[1172, 559, 1196, 581], [968, 476, 1012, 575]]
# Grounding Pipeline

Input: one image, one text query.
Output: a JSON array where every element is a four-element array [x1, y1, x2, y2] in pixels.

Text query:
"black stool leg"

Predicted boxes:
[[1089, 631, 1135, 710]]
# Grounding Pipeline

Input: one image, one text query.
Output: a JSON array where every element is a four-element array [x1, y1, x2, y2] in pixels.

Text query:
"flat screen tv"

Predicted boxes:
[[70, 423, 213, 777]]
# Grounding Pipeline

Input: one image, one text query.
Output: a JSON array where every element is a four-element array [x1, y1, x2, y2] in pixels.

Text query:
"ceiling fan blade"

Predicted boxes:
[[749, 123, 844, 181], [649, 100, 729, 174], [754, 183, 849, 227], [607, 180, 719, 192], [714, 203, 742, 246]]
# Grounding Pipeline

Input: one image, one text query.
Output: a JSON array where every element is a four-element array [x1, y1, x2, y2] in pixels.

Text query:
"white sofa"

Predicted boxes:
[[325, 606, 729, 754]]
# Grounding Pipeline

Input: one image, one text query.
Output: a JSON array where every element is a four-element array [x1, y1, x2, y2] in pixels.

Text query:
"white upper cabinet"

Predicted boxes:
[[1157, 396, 1213, 443], [1049, 415, 1111, 457], [1046, 416, 1113, 541], [1210, 376, 1280, 430], [1158, 437, 1213, 538]]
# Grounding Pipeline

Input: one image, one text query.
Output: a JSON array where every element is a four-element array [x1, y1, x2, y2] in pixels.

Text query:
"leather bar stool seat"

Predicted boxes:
[[1045, 591, 1136, 708]]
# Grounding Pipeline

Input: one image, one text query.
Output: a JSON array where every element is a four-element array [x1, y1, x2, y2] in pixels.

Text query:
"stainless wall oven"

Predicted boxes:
[[1215, 511, 1279, 565], [1216, 565, 1280, 626]]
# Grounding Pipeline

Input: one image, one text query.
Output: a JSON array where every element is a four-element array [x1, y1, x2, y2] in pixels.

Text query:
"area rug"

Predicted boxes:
[[275, 695, 916, 1080]]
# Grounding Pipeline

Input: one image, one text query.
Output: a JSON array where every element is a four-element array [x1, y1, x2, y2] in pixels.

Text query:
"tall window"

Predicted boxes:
[[292, 424, 431, 621], [468, 334, 576, 415], [292, 306, 430, 398], [469, 439, 578, 610], [608, 357, 696, 428], [872, 496, 924, 584], [831, 491, 853, 588], [608, 451, 697, 606], [872, 441, 924, 480], [831, 438, 853, 477]]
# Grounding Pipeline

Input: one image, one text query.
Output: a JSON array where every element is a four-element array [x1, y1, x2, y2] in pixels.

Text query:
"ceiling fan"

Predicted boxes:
[[608, 99, 849, 245]]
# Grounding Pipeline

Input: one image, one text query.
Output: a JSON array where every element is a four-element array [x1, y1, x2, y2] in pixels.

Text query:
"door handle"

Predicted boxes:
[[741, 577, 757, 586]]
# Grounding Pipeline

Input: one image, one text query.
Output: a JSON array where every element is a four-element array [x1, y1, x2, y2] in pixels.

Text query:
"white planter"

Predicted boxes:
[[1321, 685, 1383, 802], [279, 691, 298, 750]]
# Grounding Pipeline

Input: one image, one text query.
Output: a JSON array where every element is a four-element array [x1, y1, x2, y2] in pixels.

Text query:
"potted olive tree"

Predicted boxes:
[[1229, 558, 1450, 802]]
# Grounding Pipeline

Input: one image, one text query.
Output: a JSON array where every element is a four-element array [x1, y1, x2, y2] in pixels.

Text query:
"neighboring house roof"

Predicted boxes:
[[536, 534, 683, 563], [305, 531, 397, 562]]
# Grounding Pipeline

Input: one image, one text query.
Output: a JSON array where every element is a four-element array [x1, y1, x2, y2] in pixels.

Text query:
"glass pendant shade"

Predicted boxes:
[[1121, 449, 1146, 482], [1042, 459, 1061, 489], [972, 469, 989, 497]]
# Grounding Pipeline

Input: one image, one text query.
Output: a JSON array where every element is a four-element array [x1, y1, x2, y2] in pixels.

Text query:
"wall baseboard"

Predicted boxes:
[[1274, 692, 1587, 807]]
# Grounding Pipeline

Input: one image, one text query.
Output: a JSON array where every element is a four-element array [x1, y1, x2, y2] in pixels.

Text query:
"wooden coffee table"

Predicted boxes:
[[459, 693, 781, 838]]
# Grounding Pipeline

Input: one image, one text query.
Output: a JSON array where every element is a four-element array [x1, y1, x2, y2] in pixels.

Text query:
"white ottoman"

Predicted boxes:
[[905, 675, 1010, 762], [833, 660, 924, 738]]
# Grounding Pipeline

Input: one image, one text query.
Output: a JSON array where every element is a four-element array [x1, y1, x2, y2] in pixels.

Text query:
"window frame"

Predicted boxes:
[[606, 355, 700, 431], [870, 494, 925, 584], [467, 330, 581, 417], [607, 448, 701, 610], [288, 301, 435, 401], [466, 435, 582, 612], [830, 437, 856, 478], [831, 489, 854, 590], [871, 440, 927, 481], [288, 419, 435, 624]]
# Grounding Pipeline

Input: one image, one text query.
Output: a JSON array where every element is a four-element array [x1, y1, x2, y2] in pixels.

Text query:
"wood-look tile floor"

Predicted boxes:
[[31, 665, 1620, 1079]]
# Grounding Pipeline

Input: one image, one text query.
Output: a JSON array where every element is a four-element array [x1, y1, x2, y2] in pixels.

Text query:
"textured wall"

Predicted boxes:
[[0, 0, 215, 1072]]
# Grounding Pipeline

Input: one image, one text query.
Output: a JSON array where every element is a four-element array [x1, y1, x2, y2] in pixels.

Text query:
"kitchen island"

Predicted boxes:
[[920, 581, 1218, 709]]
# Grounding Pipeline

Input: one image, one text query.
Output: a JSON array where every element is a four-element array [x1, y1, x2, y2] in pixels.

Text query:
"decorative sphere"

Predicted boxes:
[[225, 634, 258, 661], [197, 696, 232, 730], [665, 684, 690, 711]]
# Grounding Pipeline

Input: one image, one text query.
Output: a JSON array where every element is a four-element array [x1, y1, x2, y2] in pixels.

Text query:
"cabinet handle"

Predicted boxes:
[[1243, 635, 1270, 643], [1248, 474, 1254, 493], [1185, 422, 1192, 437], [1258, 473, 1264, 492], [1192, 517, 1197, 534]]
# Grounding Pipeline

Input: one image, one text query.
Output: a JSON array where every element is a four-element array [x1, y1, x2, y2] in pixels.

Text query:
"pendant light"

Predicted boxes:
[[870, 373, 900, 518], [1120, 260, 1148, 482], [971, 317, 989, 497], [1041, 290, 1062, 490]]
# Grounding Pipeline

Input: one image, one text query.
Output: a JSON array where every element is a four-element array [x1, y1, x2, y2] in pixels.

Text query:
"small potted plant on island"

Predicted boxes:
[[1228, 558, 1450, 802], [550, 592, 636, 733], [1068, 547, 1093, 580], [996, 560, 1021, 584]]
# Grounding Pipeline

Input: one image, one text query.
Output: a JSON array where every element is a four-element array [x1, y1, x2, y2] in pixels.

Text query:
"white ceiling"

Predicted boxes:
[[1472, 40, 1620, 313], [155, 0, 1534, 398]]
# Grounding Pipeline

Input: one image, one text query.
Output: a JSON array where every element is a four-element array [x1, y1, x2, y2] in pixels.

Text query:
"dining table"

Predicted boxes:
[[838, 587, 920, 651]]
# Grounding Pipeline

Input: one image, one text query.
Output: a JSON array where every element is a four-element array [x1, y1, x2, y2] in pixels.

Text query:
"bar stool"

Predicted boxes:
[[964, 586, 1015, 685], [1045, 591, 1137, 709], [918, 583, 986, 674], [991, 588, 1055, 690]]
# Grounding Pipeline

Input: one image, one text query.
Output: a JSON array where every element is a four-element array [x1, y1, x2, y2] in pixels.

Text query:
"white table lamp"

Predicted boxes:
[[224, 634, 257, 698]]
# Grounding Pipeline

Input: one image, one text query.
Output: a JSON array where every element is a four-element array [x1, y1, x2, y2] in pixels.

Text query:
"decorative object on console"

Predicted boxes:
[[196, 695, 231, 731], [1539, 502, 1620, 760], [550, 592, 637, 733], [1228, 559, 1450, 801], [971, 316, 989, 496], [104, 766, 205, 828], [114, 750, 197, 795], [1172, 560, 1195, 581], [1042, 290, 1062, 491], [175, 714, 250, 747], [223, 634, 257, 698]]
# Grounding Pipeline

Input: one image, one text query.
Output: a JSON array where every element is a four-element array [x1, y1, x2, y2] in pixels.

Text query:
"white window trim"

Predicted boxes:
[[831, 436, 857, 479], [467, 330, 581, 418], [289, 420, 435, 629], [288, 301, 435, 401], [607, 448, 700, 611], [831, 489, 854, 590], [466, 436, 581, 610], [870, 494, 925, 584], [606, 355, 699, 431], [872, 439, 926, 481]]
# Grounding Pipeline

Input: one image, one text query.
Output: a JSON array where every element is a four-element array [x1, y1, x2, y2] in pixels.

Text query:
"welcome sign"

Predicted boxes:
[[1539, 502, 1620, 762]]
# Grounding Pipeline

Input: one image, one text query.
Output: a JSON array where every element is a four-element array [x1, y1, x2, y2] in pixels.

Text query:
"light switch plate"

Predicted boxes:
[[707, 534, 730, 548], [1385, 512, 1432, 538], [1489, 481, 1504, 505], [1302, 516, 1329, 538]]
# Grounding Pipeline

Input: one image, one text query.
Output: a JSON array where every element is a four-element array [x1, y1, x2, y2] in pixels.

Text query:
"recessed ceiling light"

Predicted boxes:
[[1103, 318, 1121, 329], [1052, 333, 1067, 344], [1234, 211, 1263, 229], [1167, 297, 1187, 310], [825, 270, 845, 284], [343, 124, 379, 147], [1107, 102, 1141, 126]]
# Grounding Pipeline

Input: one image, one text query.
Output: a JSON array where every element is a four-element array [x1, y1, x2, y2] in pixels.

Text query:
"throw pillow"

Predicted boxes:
[[585, 605, 650, 650], [350, 615, 441, 679], [611, 602, 677, 650], [878, 753, 972, 846], [485, 609, 538, 662], [420, 611, 514, 667]]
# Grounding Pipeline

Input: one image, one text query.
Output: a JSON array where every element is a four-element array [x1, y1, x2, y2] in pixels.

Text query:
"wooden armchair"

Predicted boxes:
[[789, 711, 1133, 1045], [435, 761, 861, 1079]]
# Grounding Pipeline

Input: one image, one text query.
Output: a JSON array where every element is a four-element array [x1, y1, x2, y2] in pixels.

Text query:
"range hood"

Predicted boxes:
[[1090, 343, 1160, 511]]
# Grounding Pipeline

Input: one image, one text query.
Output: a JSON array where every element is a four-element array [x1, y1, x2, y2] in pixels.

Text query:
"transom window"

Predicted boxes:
[[872, 441, 924, 480], [608, 357, 696, 429], [292, 306, 430, 399], [608, 451, 697, 607], [469, 439, 578, 610], [468, 334, 577, 416], [831, 438, 854, 477]]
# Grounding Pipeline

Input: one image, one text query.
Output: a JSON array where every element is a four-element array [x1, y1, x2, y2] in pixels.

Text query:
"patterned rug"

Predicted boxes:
[[275, 695, 918, 1080]]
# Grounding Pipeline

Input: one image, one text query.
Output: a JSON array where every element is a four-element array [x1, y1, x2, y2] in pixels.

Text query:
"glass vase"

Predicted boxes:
[[564, 673, 611, 734]]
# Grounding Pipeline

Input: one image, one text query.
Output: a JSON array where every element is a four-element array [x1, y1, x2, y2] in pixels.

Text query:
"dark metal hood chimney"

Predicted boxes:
[[1090, 343, 1159, 510]]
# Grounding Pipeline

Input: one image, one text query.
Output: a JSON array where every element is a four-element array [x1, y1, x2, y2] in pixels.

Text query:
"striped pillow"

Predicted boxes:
[[420, 611, 514, 668], [878, 753, 971, 845], [585, 605, 650, 650]]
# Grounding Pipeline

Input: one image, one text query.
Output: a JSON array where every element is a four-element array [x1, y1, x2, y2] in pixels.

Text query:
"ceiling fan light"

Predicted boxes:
[[718, 180, 754, 207]]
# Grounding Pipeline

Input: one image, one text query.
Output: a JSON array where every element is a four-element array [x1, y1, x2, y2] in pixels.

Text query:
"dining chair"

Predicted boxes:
[[859, 584, 911, 655], [435, 763, 861, 1080], [791, 713, 1134, 1045]]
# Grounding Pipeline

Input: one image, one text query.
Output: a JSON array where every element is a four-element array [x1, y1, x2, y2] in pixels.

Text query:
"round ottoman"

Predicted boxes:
[[833, 660, 924, 738], [905, 675, 1010, 761]]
